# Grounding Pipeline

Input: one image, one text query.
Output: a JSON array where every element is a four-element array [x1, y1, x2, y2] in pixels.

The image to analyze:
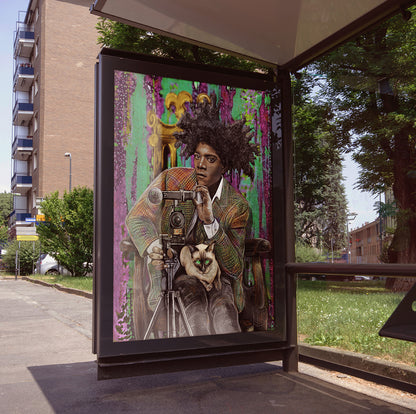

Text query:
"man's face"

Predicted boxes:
[[194, 142, 225, 189]]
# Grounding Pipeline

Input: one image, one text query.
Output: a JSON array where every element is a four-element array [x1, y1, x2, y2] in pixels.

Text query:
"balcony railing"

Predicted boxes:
[[12, 100, 34, 126], [16, 212, 32, 222], [14, 25, 34, 58], [8, 210, 32, 227], [11, 173, 32, 194], [13, 64, 34, 92], [12, 136, 33, 160]]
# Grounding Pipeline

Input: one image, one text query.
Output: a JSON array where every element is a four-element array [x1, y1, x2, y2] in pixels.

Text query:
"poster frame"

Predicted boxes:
[[94, 48, 293, 379]]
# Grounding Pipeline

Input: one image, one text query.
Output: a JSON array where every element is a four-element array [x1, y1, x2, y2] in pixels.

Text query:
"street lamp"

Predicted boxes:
[[346, 212, 357, 264], [64, 152, 72, 192]]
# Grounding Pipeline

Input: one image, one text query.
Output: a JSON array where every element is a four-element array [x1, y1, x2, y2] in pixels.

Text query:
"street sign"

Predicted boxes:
[[36, 214, 45, 221], [16, 235, 39, 241], [25, 217, 36, 222]]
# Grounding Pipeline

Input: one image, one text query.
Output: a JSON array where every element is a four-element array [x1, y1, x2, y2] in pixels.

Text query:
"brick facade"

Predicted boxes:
[[14, 0, 100, 219]]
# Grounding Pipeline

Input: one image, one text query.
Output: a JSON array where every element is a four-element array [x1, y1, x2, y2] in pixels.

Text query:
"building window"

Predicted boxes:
[[33, 152, 37, 171], [34, 8, 39, 23], [32, 190, 37, 209], [34, 77, 39, 95]]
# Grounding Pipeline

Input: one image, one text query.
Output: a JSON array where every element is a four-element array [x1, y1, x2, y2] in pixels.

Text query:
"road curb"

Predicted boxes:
[[21, 276, 93, 299], [299, 343, 416, 387]]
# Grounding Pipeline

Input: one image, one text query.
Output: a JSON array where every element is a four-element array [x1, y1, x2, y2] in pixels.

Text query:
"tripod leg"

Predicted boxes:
[[176, 293, 194, 336], [144, 294, 165, 340], [170, 291, 177, 337]]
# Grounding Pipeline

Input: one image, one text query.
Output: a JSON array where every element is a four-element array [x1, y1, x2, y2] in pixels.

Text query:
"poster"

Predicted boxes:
[[112, 71, 275, 342]]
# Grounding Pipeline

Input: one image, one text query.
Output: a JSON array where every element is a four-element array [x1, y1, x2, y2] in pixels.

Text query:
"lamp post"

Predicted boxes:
[[64, 152, 72, 192], [346, 212, 357, 264]]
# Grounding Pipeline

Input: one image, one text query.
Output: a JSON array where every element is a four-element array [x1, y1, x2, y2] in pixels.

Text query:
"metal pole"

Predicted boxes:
[[379, 193, 383, 261], [69, 156, 72, 192], [346, 213, 357, 265], [346, 219, 350, 264], [18, 241, 21, 277], [64, 152, 72, 191]]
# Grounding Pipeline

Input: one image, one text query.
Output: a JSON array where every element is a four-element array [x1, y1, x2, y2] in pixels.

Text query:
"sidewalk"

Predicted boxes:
[[1, 277, 415, 413]]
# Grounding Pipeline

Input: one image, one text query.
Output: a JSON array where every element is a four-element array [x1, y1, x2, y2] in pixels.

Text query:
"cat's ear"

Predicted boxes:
[[207, 242, 215, 253], [188, 244, 197, 253], [180, 245, 192, 266]]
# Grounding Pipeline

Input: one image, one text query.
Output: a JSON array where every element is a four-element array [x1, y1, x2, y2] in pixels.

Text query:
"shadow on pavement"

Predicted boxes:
[[28, 361, 413, 413]]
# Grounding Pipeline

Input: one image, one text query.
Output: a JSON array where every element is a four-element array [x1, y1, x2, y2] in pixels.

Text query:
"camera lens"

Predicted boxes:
[[170, 211, 185, 229]]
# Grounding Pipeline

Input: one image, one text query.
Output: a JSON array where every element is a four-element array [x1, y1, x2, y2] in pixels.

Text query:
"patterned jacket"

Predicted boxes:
[[126, 167, 249, 311]]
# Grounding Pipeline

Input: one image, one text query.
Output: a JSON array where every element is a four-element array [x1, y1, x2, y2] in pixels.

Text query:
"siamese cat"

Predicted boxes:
[[180, 243, 221, 291]]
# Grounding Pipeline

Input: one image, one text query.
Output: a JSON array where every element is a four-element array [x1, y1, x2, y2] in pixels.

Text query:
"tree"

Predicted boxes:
[[0, 192, 13, 248], [36, 187, 93, 276], [293, 72, 348, 252], [312, 9, 416, 265], [3, 240, 40, 275], [0, 192, 13, 226], [96, 18, 266, 72]]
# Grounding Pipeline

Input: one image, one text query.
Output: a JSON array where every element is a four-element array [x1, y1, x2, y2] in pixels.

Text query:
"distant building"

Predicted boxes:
[[350, 220, 382, 264], [10, 0, 99, 238]]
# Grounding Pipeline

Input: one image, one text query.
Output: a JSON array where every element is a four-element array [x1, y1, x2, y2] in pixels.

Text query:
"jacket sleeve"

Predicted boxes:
[[126, 171, 167, 257]]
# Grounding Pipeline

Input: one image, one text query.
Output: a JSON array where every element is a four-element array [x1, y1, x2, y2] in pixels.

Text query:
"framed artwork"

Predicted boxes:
[[94, 48, 289, 379]]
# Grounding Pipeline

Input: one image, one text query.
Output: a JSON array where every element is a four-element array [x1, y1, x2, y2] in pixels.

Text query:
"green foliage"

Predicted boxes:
[[0, 192, 13, 227], [0, 226, 8, 247], [374, 199, 397, 218], [2, 240, 40, 275], [297, 280, 416, 365], [96, 18, 268, 73], [293, 72, 347, 250], [312, 9, 416, 262], [28, 275, 92, 292], [36, 187, 93, 276], [295, 242, 325, 263]]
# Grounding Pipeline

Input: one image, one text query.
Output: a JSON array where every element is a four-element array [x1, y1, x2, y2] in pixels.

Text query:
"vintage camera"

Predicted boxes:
[[148, 187, 196, 253]]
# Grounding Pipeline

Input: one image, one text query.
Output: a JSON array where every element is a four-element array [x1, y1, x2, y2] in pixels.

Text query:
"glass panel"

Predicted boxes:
[[293, 6, 416, 274]]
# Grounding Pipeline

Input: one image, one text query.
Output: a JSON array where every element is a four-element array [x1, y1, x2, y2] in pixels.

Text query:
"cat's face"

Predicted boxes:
[[193, 255, 212, 273], [190, 243, 216, 274]]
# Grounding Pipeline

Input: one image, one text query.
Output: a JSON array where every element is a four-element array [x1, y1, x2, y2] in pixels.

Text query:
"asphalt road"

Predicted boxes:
[[1, 277, 415, 413]]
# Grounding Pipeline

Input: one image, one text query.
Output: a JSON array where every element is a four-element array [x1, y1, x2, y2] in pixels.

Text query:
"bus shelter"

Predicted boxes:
[[91, 0, 416, 380]]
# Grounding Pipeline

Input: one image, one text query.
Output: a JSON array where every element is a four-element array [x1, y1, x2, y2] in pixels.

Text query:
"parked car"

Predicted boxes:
[[353, 275, 373, 281], [35, 254, 69, 275]]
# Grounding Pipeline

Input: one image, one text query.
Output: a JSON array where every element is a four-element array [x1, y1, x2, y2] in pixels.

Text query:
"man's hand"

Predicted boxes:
[[193, 185, 215, 224], [148, 245, 174, 270]]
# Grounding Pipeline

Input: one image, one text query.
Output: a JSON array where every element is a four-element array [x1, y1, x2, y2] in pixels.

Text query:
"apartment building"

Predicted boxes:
[[350, 220, 382, 264], [10, 0, 99, 238]]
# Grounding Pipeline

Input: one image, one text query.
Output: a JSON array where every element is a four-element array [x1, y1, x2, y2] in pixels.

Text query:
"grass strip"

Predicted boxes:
[[27, 274, 93, 292], [297, 279, 416, 366]]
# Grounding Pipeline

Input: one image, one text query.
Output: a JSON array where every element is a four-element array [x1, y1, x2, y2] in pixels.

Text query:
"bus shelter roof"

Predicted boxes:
[[90, 0, 414, 70]]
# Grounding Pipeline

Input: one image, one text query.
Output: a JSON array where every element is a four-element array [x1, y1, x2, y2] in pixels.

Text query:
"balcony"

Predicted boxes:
[[8, 211, 32, 228], [12, 100, 33, 126], [11, 173, 32, 194], [12, 136, 33, 161], [13, 65, 34, 92], [14, 26, 34, 58]]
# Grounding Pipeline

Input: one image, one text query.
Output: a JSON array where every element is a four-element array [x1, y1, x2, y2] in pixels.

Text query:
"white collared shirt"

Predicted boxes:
[[203, 177, 223, 238]]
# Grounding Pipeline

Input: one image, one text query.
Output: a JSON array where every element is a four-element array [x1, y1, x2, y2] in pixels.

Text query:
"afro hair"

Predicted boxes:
[[173, 95, 259, 180]]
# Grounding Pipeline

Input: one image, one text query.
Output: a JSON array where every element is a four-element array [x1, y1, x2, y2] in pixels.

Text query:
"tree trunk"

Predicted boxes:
[[386, 128, 416, 291]]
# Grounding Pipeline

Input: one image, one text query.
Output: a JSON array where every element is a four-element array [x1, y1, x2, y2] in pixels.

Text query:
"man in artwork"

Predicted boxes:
[[126, 98, 258, 338]]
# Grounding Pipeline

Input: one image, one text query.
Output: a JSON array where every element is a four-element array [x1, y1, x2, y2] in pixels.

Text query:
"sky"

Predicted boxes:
[[0, 0, 377, 229]]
